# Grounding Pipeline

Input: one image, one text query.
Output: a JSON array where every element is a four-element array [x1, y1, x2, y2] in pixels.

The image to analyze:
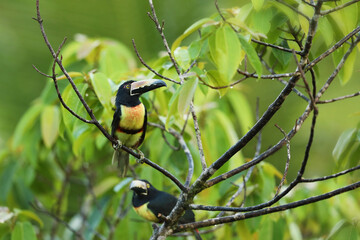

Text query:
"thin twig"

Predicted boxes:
[[148, 0, 182, 80], [292, 49, 316, 107], [251, 39, 303, 55], [317, 91, 360, 104], [190, 102, 206, 171], [132, 39, 180, 84], [274, 124, 291, 197], [301, 165, 360, 182], [276, 0, 310, 21], [321, 0, 360, 15], [182, 181, 360, 229], [31, 201, 83, 239]]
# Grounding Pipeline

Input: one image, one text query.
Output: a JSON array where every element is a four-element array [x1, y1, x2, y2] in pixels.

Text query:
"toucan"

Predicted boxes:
[[129, 179, 202, 240], [111, 80, 166, 177]]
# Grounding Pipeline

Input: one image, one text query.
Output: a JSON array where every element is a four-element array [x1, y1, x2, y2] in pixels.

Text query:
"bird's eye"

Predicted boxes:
[[147, 184, 150, 188], [126, 84, 130, 89]]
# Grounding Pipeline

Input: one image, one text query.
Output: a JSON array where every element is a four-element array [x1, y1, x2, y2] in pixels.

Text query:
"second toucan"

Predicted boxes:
[[129, 180, 202, 239], [111, 79, 166, 177]]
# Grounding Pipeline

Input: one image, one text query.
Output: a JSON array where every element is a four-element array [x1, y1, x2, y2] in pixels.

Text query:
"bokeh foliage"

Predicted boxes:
[[1, 0, 360, 239]]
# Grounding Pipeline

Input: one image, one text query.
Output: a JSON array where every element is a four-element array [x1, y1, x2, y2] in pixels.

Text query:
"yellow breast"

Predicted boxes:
[[133, 203, 160, 223], [119, 104, 145, 130]]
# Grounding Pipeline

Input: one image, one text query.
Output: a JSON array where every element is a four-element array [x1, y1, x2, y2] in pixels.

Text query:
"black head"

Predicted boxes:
[[129, 179, 158, 196], [115, 79, 166, 107]]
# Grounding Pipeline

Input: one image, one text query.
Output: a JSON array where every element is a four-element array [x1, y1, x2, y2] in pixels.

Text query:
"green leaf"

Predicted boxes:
[[14, 209, 44, 228], [113, 177, 132, 193], [165, 87, 181, 129], [11, 222, 37, 240], [227, 91, 254, 135], [89, 72, 112, 111], [188, 40, 202, 60], [209, 24, 243, 83], [252, 0, 264, 11], [238, 34, 263, 77], [178, 78, 198, 115], [332, 128, 358, 162], [171, 18, 215, 52], [84, 196, 110, 240], [207, 70, 228, 97], [339, 47, 357, 85], [40, 105, 60, 148], [92, 176, 121, 197], [272, 40, 292, 69], [250, 8, 273, 35], [0, 161, 18, 202], [98, 43, 136, 81], [12, 103, 43, 149], [174, 47, 191, 70]]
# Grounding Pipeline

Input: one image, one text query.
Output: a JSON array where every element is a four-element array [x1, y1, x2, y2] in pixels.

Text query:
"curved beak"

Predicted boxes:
[[130, 180, 148, 195], [130, 79, 167, 96]]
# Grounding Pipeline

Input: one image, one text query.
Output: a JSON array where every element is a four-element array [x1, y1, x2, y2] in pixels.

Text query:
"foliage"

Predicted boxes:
[[1, 0, 360, 239]]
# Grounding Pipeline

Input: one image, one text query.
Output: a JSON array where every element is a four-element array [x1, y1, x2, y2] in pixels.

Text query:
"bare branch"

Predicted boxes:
[[181, 181, 360, 230], [321, 0, 360, 15], [31, 201, 83, 239], [317, 91, 360, 104], [301, 165, 360, 182], [306, 26, 360, 71], [274, 124, 291, 197], [251, 39, 303, 55], [190, 102, 207, 171], [131, 39, 180, 84], [148, 0, 182, 81]]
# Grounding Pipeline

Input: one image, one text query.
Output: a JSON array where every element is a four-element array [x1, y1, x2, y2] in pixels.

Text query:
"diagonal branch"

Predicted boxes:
[[178, 181, 360, 230]]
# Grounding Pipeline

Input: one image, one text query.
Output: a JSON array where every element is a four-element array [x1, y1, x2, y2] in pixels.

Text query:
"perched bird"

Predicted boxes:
[[111, 79, 166, 177], [130, 179, 202, 239]]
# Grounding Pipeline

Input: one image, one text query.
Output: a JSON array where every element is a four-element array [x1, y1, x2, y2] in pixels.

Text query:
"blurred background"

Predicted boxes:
[[0, 0, 359, 177]]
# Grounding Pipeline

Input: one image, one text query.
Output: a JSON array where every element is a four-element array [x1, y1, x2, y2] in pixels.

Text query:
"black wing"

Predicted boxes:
[[148, 191, 178, 218], [111, 107, 122, 138]]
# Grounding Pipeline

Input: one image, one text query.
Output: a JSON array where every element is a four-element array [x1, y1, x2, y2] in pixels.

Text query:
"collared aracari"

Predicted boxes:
[[111, 80, 166, 177], [129, 180, 202, 240]]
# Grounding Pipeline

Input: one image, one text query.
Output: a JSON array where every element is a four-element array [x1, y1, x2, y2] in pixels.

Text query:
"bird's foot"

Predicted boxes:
[[134, 149, 145, 163], [112, 140, 123, 150]]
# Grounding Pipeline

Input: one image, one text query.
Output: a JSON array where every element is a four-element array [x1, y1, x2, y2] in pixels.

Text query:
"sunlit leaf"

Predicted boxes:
[[209, 24, 243, 83], [12, 103, 43, 149], [207, 70, 228, 97], [238, 34, 263, 77], [171, 18, 215, 52], [251, 0, 264, 11], [113, 177, 132, 192], [89, 72, 112, 111], [332, 128, 358, 162], [178, 78, 198, 115], [61, 81, 89, 131], [165, 87, 181, 129], [14, 209, 44, 228], [174, 47, 191, 70], [40, 105, 60, 148], [93, 176, 121, 197]]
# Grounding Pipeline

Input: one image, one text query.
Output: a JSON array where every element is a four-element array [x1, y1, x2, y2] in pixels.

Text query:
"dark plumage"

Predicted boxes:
[[129, 180, 202, 239]]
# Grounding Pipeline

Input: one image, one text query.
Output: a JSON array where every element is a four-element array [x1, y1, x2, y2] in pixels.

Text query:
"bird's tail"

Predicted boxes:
[[112, 149, 129, 178], [192, 229, 202, 240]]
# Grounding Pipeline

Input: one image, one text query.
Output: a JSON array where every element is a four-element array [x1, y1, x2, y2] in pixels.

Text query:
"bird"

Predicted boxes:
[[111, 79, 166, 177], [129, 179, 202, 240]]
